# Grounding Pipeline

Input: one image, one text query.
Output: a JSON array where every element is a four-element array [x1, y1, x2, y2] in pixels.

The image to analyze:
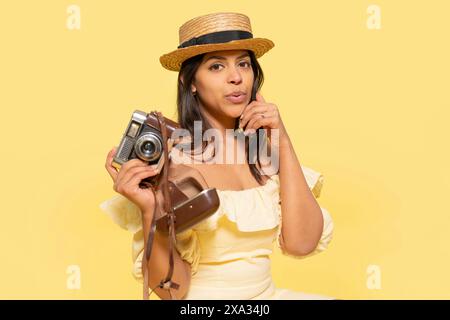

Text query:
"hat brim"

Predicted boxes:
[[159, 38, 274, 72]]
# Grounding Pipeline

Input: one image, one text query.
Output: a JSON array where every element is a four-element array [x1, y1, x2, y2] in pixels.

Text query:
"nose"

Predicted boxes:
[[227, 65, 243, 84]]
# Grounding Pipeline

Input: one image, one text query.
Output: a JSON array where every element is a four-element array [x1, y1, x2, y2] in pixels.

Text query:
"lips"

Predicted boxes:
[[225, 92, 247, 104]]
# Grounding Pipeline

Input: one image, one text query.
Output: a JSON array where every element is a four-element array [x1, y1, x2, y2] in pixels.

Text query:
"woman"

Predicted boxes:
[[101, 12, 334, 300]]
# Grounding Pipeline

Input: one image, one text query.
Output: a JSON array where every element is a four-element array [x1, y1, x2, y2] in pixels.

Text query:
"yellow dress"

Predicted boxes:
[[100, 165, 334, 300]]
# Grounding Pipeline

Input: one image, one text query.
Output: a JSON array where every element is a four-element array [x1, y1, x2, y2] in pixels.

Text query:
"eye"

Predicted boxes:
[[239, 61, 251, 68], [209, 63, 223, 71]]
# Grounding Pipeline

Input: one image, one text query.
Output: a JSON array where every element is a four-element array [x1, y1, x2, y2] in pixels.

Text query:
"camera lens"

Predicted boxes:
[[134, 133, 162, 162], [141, 141, 155, 154]]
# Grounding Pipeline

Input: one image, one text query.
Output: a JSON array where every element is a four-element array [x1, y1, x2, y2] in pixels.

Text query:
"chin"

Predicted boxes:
[[230, 102, 247, 110], [226, 108, 244, 119]]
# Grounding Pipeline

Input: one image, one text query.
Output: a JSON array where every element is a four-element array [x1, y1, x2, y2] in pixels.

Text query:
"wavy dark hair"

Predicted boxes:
[[176, 50, 270, 185]]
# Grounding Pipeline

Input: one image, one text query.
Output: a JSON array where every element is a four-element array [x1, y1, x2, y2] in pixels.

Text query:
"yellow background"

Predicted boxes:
[[1, 0, 449, 299]]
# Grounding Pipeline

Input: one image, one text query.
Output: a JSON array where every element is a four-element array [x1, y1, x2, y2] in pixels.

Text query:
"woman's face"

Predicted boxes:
[[192, 50, 254, 127]]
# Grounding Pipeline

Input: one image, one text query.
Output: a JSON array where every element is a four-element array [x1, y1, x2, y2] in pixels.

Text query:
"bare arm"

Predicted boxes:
[[238, 92, 324, 257], [275, 128, 324, 256], [104, 146, 192, 300]]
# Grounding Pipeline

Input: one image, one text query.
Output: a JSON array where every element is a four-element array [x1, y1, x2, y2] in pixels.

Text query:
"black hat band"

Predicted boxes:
[[177, 30, 253, 49]]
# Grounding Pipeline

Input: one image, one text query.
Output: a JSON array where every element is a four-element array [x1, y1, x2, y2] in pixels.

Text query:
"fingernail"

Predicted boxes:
[[240, 114, 243, 119]]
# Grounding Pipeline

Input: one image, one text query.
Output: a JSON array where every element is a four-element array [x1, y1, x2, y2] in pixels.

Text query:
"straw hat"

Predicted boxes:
[[159, 12, 275, 71]]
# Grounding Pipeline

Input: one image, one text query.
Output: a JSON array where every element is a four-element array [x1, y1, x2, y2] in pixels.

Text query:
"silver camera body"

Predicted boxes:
[[112, 110, 164, 170]]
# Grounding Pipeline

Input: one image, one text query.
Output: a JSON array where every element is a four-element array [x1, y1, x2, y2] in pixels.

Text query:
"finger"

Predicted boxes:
[[105, 147, 117, 168], [240, 105, 268, 128], [117, 163, 155, 186], [240, 105, 270, 129], [256, 91, 266, 103], [115, 159, 150, 186], [244, 102, 276, 122], [105, 147, 119, 181], [244, 116, 275, 135], [245, 116, 264, 133], [123, 166, 158, 189], [106, 165, 118, 182], [239, 100, 263, 120], [121, 167, 160, 195], [120, 158, 148, 172]]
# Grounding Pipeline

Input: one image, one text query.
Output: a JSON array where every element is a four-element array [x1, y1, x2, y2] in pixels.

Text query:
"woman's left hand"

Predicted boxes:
[[239, 92, 286, 139]]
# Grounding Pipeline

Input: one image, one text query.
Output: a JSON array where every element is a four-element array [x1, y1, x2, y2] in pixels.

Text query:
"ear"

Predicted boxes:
[[191, 84, 197, 92]]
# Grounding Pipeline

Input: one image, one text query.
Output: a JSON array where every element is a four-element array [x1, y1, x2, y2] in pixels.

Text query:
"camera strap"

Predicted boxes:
[[142, 111, 180, 300]]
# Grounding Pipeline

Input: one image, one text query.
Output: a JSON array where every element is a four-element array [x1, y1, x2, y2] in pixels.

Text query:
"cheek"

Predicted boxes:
[[244, 71, 254, 86], [200, 77, 224, 101]]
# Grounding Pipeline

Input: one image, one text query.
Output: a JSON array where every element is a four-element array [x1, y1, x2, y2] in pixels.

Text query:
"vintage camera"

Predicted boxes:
[[112, 110, 180, 174]]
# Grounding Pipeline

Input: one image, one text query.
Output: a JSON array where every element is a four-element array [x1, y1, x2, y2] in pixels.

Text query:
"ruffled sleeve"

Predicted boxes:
[[99, 194, 201, 281], [99, 194, 145, 281], [275, 165, 334, 259]]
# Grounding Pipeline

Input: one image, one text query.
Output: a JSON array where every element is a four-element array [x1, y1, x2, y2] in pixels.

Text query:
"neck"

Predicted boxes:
[[199, 105, 236, 137], [198, 107, 248, 165]]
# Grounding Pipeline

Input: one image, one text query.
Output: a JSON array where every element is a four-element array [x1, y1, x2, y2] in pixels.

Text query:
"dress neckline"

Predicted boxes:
[[215, 174, 279, 193]]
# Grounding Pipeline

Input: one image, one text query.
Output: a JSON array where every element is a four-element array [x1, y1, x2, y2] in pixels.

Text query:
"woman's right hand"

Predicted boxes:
[[105, 147, 161, 215]]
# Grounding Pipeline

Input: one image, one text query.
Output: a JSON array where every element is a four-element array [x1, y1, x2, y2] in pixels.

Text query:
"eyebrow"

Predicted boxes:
[[203, 53, 250, 64]]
